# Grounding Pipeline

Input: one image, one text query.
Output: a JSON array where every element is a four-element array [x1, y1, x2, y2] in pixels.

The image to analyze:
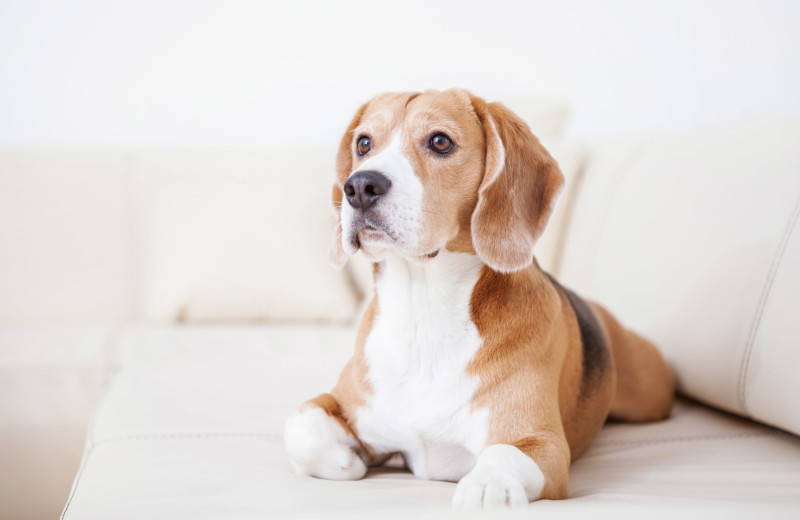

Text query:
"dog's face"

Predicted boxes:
[[330, 89, 564, 273]]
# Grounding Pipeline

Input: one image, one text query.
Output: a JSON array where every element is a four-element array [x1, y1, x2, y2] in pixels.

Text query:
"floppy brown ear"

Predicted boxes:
[[329, 102, 369, 270], [469, 97, 565, 273]]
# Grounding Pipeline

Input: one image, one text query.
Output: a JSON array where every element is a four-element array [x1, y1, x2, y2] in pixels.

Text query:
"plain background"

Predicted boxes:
[[2, 0, 800, 149]]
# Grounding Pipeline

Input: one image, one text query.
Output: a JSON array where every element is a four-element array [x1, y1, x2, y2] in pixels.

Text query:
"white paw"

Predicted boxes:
[[452, 444, 545, 510], [284, 406, 367, 480], [452, 470, 528, 509]]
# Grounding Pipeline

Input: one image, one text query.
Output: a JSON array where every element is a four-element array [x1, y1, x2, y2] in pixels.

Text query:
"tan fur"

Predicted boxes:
[[468, 266, 572, 499], [302, 88, 674, 500], [590, 302, 675, 422], [304, 393, 359, 438]]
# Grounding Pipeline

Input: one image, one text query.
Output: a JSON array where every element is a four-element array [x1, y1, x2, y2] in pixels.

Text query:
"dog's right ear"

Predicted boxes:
[[468, 95, 565, 272], [329, 101, 370, 270]]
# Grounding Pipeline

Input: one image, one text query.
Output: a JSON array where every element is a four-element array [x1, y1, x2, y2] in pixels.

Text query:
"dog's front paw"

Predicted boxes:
[[452, 469, 528, 509], [452, 444, 545, 510], [284, 406, 367, 481]]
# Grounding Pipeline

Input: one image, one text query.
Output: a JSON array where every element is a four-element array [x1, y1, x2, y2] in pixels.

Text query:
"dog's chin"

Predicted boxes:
[[345, 226, 393, 261], [357, 226, 392, 247], [346, 225, 439, 263]]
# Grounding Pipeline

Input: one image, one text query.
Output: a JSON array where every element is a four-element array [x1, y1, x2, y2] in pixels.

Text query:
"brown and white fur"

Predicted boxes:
[[284, 89, 674, 509]]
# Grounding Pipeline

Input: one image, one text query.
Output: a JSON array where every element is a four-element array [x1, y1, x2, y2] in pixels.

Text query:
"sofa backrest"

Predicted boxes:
[[0, 152, 135, 323], [0, 149, 362, 325], [557, 119, 800, 436]]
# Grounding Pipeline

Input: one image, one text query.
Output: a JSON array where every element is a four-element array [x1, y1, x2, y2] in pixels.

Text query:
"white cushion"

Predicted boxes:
[[558, 119, 800, 435], [61, 325, 800, 519], [133, 151, 360, 324], [0, 152, 132, 322]]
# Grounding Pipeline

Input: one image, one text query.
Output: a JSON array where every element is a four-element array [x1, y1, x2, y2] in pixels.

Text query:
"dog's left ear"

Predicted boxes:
[[329, 101, 369, 270], [469, 96, 565, 273], [329, 186, 348, 270]]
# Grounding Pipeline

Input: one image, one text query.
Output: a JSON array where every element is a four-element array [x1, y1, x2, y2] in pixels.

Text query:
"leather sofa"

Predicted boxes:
[[1, 112, 798, 519]]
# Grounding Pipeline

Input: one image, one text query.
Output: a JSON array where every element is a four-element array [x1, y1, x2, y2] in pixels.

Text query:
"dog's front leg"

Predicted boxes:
[[452, 432, 570, 509], [284, 393, 368, 480]]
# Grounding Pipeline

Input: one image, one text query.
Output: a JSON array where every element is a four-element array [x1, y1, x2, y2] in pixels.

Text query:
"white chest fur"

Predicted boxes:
[[355, 251, 489, 482]]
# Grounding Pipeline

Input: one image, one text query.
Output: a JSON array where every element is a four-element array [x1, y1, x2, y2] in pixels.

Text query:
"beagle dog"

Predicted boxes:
[[284, 89, 675, 509]]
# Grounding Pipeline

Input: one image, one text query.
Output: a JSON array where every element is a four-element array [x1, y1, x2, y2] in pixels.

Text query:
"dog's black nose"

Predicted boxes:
[[344, 171, 391, 210]]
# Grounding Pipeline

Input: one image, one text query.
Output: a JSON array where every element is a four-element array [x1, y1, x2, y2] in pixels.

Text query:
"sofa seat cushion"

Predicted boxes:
[[62, 325, 800, 519]]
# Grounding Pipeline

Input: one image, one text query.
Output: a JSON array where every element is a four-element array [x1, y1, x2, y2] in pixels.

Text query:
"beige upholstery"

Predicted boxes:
[[0, 152, 133, 322], [0, 149, 363, 518], [60, 325, 800, 519], [132, 150, 359, 324], [558, 119, 800, 436], [0, 150, 363, 325], [3, 112, 800, 519]]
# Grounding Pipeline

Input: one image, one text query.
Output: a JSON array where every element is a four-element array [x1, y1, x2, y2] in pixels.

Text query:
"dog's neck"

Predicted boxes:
[[374, 249, 484, 310], [368, 249, 484, 373]]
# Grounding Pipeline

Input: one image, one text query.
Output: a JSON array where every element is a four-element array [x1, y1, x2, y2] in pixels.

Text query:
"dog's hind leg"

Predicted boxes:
[[590, 303, 675, 422]]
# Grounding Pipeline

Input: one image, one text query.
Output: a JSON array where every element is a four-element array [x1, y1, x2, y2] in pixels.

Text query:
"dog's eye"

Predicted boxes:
[[429, 133, 454, 154], [356, 136, 371, 156]]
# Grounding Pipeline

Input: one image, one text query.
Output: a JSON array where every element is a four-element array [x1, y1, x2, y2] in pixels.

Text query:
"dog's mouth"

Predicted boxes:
[[357, 226, 389, 245], [349, 224, 439, 260], [351, 225, 390, 250]]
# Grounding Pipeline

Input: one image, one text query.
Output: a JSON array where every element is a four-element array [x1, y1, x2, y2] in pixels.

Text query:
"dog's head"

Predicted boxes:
[[330, 89, 564, 273]]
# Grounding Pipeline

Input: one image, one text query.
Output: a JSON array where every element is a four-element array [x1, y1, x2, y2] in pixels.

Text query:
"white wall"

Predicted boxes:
[[1, 0, 799, 148]]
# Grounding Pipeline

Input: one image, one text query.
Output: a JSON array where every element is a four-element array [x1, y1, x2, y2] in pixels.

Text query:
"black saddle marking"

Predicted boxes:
[[545, 274, 610, 396]]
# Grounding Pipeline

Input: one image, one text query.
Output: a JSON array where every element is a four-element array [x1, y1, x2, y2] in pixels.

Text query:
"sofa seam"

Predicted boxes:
[[737, 193, 800, 414], [60, 442, 94, 520], [62, 364, 112, 518], [590, 429, 785, 448], [91, 431, 283, 448], [62, 396, 106, 519], [58, 429, 787, 517]]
